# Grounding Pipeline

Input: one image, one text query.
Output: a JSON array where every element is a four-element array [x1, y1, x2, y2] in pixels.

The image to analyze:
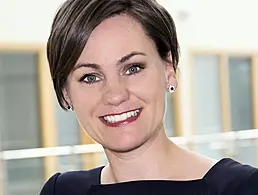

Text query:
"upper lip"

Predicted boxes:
[[100, 108, 141, 118]]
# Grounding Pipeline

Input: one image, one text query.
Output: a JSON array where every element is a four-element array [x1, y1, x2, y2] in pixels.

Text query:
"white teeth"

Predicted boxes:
[[127, 112, 132, 118], [114, 115, 119, 121], [103, 109, 140, 123], [121, 113, 127, 120]]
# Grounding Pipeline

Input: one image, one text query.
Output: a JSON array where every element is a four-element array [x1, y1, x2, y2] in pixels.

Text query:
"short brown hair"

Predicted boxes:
[[47, 0, 180, 110]]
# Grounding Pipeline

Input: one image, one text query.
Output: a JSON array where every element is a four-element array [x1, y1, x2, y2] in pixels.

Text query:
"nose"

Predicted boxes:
[[102, 80, 130, 106]]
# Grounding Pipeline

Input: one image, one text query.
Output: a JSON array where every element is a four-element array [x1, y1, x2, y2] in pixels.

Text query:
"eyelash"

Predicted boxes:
[[124, 63, 145, 75], [79, 64, 145, 84], [79, 73, 100, 84]]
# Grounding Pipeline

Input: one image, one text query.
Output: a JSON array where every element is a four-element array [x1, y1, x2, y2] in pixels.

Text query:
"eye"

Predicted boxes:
[[125, 64, 142, 75], [80, 74, 100, 84]]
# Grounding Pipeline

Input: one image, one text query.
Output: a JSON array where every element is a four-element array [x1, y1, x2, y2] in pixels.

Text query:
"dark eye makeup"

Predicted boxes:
[[78, 63, 146, 84]]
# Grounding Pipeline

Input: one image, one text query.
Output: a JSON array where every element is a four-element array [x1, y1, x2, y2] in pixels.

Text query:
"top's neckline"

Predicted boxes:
[[94, 158, 232, 186]]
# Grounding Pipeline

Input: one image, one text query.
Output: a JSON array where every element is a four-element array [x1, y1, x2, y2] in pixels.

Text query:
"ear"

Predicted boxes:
[[164, 52, 178, 90], [63, 87, 72, 108]]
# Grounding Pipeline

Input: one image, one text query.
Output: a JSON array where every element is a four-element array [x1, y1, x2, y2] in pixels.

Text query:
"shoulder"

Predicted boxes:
[[39, 166, 104, 195], [39, 173, 60, 195], [204, 158, 258, 195], [238, 168, 258, 195]]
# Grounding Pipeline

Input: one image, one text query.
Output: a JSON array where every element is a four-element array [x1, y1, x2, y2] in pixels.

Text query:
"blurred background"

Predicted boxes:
[[0, 0, 258, 194]]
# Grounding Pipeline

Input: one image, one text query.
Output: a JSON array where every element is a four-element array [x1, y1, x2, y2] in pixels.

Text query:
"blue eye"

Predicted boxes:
[[125, 65, 142, 75], [81, 74, 100, 84]]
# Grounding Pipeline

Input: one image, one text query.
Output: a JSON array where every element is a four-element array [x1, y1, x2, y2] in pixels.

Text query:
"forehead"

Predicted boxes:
[[78, 14, 157, 63]]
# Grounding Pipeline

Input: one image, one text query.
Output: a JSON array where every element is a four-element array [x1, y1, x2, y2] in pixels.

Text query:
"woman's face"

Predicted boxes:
[[66, 15, 177, 152]]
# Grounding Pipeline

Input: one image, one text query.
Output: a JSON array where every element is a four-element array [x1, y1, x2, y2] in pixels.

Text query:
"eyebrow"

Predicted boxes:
[[117, 51, 146, 65], [73, 51, 146, 71]]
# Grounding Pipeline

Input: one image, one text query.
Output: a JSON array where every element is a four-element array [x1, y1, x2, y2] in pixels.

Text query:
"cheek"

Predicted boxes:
[[129, 71, 165, 103], [70, 84, 100, 113]]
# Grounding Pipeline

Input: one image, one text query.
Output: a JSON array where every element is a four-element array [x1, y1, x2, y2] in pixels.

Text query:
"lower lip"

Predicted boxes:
[[100, 109, 142, 127]]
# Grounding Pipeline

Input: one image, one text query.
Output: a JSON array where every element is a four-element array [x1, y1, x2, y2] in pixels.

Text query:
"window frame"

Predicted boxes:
[[190, 50, 258, 133], [189, 49, 258, 163], [0, 44, 57, 182]]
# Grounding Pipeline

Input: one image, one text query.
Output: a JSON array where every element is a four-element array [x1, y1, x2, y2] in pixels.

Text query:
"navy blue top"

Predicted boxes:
[[39, 158, 258, 195]]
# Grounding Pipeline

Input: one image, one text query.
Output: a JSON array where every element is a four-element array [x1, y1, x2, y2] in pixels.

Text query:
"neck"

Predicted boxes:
[[102, 129, 179, 184]]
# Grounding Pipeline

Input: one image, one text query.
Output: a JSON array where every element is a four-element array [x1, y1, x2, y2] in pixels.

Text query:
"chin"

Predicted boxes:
[[105, 145, 142, 154], [103, 136, 147, 153]]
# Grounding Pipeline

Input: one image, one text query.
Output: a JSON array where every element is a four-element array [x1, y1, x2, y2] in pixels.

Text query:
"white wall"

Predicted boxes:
[[0, 0, 64, 43], [160, 0, 258, 50], [1, 0, 257, 47], [188, 0, 258, 50], [1, 0, 257, 48]]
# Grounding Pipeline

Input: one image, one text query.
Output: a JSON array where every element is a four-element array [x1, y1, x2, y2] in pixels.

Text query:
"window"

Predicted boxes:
[[192, 55, 222, 135], [192, 52, 258, 133], [55, 103, 83, 171], [164, 93, 176, 137], [228, 57, 253, 131], [191, 51, 258, 163], [0, 50, 44, 195], [0, 45, 58, 195]]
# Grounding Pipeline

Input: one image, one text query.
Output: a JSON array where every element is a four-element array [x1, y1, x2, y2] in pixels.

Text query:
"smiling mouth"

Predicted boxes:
[[100, 108, 142, 127]]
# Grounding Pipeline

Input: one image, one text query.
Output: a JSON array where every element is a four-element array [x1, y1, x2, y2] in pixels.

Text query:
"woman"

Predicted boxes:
[[40, 0, 258, 194]]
